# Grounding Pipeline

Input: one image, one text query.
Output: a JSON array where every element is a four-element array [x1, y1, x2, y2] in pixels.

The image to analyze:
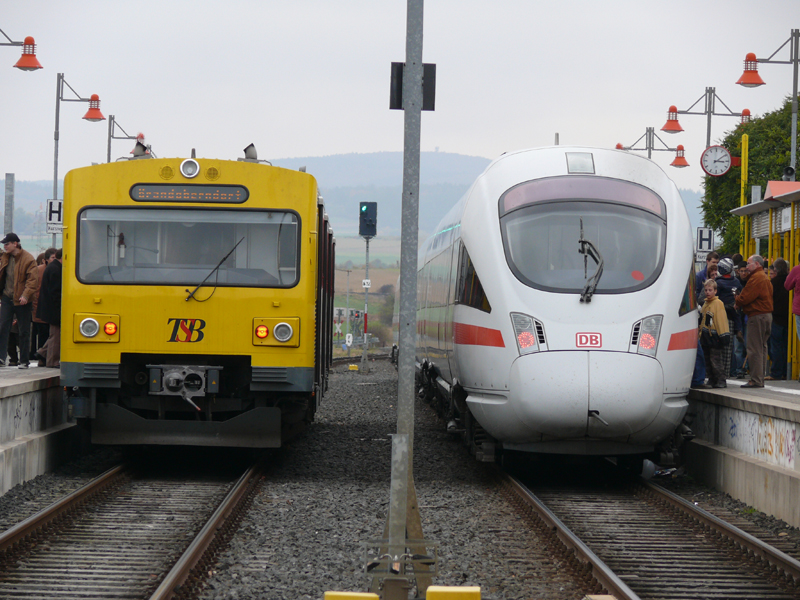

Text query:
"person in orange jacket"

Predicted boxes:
[[735, 255, 773, 388]]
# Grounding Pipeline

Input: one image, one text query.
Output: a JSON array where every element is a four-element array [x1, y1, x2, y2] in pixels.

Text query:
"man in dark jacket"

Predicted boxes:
[[735, 255, 773, 388], [0, 233, 39, 368], [36, 248, 62, 368], [767, 259, 790, 380]]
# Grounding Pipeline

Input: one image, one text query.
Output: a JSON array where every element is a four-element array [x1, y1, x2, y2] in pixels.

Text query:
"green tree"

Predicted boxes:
[[701, 95, 797, 254]]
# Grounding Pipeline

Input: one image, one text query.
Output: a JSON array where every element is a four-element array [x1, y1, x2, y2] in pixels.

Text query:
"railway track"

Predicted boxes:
[[500, 469, 800, 600], [0, 459, 263, 600]]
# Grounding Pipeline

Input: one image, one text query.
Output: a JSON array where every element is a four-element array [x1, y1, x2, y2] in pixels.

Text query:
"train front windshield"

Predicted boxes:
[[499, 176, 667, 294], [77, 207, 299, 287]]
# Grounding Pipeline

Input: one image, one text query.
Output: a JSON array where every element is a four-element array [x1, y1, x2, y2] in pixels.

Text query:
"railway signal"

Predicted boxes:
[[359, 202, 377, 237]]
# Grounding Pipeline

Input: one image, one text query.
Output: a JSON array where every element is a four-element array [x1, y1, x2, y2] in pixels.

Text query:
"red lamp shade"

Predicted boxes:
[[661, 105, 683, 133], [83, 94, 105, 122], [741, 108, 751, 124], [736, 52, 765, 88], [670, 144, 689, 168], [13, 36, 42, 71]]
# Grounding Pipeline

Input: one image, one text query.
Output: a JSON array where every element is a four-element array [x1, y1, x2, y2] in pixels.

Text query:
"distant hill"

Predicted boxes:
[[0, 153, 705, 244], [271, 151, 492, 187]]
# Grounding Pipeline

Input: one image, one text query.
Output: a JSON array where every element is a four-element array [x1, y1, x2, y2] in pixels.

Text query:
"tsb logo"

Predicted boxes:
[[576, 332, 602, 348], [168, 318, 207, 343]]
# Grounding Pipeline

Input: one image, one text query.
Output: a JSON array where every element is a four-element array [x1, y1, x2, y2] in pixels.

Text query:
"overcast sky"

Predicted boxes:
[[1, 1, 796, 192]]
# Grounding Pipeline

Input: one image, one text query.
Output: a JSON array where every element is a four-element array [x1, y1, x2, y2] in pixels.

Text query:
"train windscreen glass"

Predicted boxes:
[[77, 207, 299, 287], [499, 179, 666, 294]]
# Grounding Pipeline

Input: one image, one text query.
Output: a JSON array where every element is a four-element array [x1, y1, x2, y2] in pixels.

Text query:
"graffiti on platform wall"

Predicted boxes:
[[718, 407, 796, 470]]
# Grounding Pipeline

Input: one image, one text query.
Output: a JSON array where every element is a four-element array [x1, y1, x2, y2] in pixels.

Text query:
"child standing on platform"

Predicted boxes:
[[699, 279, 731, 388]]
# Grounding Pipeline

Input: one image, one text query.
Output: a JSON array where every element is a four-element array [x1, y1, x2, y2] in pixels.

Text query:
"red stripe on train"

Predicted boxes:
[[453, 322, 505, 347], [667, 328, 697, 350]]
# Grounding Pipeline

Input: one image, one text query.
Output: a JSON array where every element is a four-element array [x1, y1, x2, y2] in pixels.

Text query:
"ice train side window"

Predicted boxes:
[[456, 245, 491, 312], [678, 265, 697, 316]]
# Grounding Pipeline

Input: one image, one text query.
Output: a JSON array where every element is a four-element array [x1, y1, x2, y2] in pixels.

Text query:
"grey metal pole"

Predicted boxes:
[[361, 237, 370, 372], [107, 115, 114, 163], [4, 174, 14, 234], [52, 73, 63, 248], [384, 0, 424, 597], [346, 269, 351, 359], [705, 87, 714, 149], [646, 127, 653, 159]]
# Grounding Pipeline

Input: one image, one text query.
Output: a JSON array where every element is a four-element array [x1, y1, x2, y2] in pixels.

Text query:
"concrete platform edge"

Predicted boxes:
[[0, 421, 81, 495], [0, 374, 61, 400], [684, 437, 800, 528]]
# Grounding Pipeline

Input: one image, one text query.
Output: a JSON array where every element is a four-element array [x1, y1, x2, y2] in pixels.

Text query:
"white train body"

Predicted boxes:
[[416, 146, 697, 456]]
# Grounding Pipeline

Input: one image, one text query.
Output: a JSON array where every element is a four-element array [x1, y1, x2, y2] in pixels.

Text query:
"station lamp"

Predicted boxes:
[[736, 29, 799, 180], [0, 30, 42, 71], [616, 127, 688, 167], [660, 88, 748, 149], [52, 73, 106, 244]]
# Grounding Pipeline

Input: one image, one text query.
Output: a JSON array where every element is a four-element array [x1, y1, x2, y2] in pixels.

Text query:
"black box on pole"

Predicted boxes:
[[390, 62, 436, 111], [359, 202, 377, 237]]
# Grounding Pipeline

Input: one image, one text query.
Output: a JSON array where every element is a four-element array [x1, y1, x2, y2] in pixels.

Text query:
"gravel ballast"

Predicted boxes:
[[201, 361, 587, 600], [0, 362, 798, 599]]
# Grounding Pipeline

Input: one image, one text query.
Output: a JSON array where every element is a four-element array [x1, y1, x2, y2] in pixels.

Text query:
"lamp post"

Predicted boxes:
[[616, 127, 689, 167], [660, 87, 750, 149], [52, 73, 105, 245], [108, 116, 154, 163], [0, 29, 42, 71], [736, 29, 799, 181]]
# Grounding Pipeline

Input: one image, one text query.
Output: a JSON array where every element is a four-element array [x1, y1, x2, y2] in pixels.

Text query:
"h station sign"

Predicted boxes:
[[46, 199, 63, 233], [695, 227, 714, 262]]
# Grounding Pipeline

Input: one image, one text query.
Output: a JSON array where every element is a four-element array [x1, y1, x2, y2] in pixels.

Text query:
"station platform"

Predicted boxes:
[[687, 378, 800, 528], [0, 364, 80, 494]]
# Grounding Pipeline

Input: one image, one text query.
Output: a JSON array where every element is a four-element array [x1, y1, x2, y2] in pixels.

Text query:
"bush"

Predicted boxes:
[[367, 321, 391, 345]]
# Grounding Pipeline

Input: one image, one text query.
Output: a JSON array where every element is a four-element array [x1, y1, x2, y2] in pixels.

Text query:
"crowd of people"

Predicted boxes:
[[0, 233, 62, 369], [693, 249, 800, 389]]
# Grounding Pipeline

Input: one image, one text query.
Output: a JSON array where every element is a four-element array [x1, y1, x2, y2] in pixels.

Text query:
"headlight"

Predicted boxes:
[[79, 318, 100, 338], [636, 315, 663, 357], [511, 313, 539, 355], [180, 158, 200, 178], [255, 325, 269, 339], [273, 322, 293, 342], [104, 322, 117, 335]]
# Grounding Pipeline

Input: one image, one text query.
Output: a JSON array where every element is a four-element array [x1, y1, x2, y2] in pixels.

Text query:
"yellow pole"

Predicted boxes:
[[768, 208, 773, 261], [793, 201, 798, 380], [740, 135, 749, 257]]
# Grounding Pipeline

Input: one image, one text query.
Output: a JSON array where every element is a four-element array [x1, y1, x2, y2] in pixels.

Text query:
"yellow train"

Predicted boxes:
[[62, 150, 334, 447]]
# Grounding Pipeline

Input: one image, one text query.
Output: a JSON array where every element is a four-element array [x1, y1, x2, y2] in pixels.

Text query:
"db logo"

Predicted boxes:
[[576, 332, 602, 348]]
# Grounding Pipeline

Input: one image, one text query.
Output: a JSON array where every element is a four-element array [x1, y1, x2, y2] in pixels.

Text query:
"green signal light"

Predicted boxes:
[[361, 205, 367, 211]]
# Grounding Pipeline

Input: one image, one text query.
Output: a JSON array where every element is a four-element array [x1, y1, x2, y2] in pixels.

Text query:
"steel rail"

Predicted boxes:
[[331, 353, 391, 366], [503, 472, 641, 600], [0, 463, 127, 552], [641, 479, 800, 582], [149, 461, 264, 600]]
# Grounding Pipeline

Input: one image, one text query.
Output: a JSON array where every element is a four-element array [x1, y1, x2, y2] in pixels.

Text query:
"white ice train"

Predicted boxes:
[[415, 146, 697, 464]]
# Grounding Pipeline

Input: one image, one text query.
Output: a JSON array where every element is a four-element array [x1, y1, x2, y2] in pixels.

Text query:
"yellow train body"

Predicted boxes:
[[61, 156, 334, 447]]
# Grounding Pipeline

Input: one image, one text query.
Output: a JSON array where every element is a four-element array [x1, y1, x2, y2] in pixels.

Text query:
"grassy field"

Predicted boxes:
[[334, 267, 399, 299], [335, 236, 401, 266]]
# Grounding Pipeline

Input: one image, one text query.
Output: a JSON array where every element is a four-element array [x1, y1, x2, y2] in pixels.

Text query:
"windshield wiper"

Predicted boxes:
[[578, 218, 604, 303], [185, 236, 245, 302]]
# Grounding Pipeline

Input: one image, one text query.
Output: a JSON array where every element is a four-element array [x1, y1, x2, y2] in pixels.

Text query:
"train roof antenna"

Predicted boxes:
[[578, 218, 604, 303]]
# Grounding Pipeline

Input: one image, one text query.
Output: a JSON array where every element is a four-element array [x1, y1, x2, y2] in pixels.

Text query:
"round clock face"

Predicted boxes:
[[701, 145, 732, 177]]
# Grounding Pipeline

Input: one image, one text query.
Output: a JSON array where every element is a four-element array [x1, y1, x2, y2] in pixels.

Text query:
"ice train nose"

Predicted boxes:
[[467, 351, 664, 443]]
